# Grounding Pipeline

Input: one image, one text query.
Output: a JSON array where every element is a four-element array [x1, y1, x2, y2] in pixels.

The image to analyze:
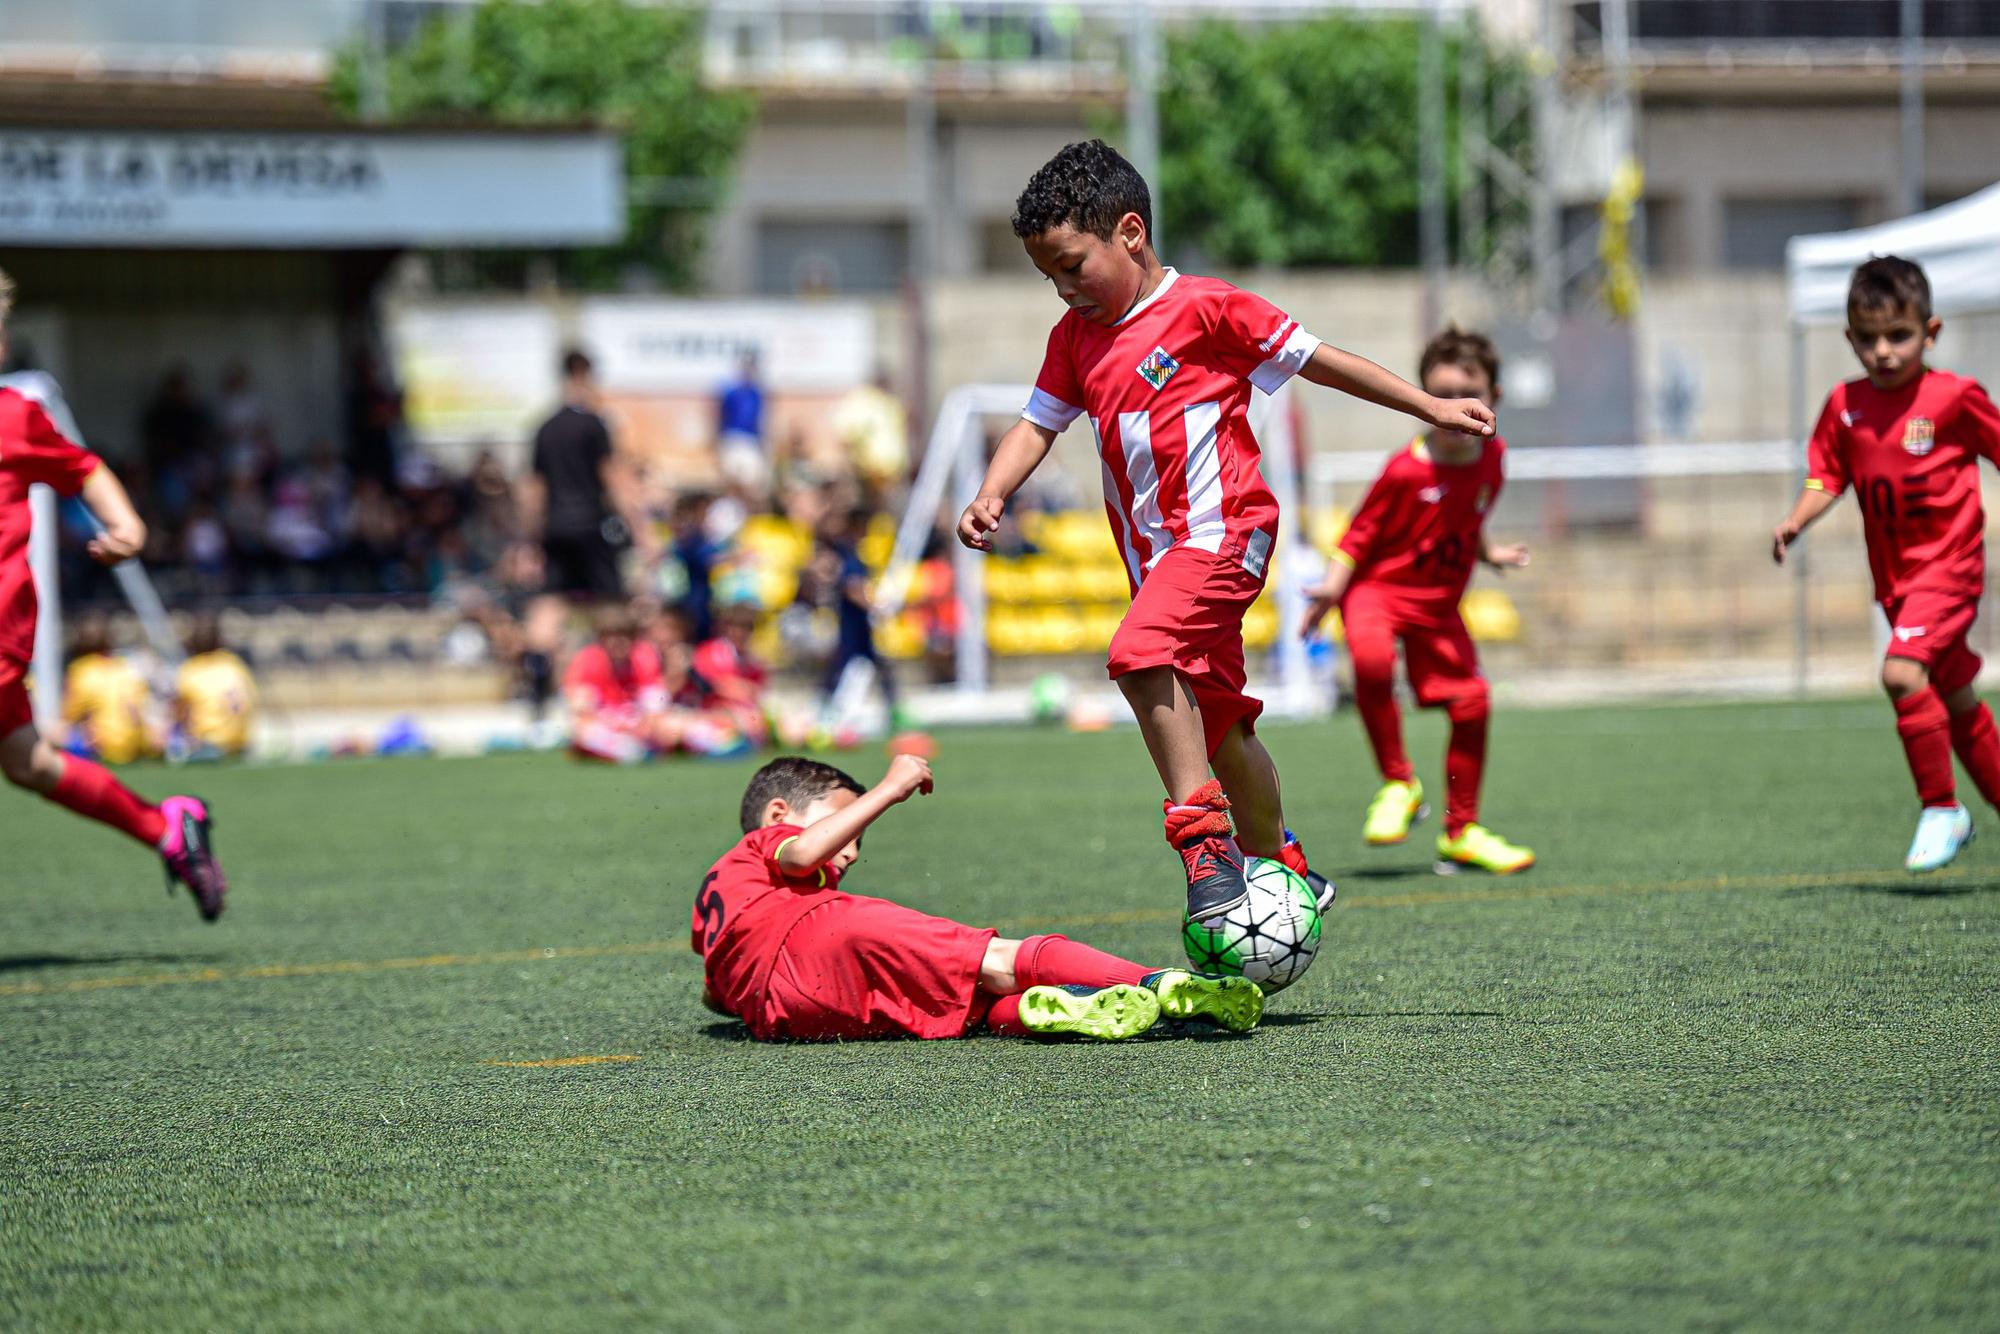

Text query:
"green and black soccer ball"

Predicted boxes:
[[1180, 857, 1323, 994]]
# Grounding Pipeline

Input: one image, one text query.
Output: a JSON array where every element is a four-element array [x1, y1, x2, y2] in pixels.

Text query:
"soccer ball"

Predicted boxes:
[[1180, 857, 1323, 994]]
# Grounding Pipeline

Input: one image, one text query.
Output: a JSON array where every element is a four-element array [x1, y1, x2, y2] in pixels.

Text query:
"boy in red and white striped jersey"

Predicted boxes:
[[958, 141, 1495, 922]]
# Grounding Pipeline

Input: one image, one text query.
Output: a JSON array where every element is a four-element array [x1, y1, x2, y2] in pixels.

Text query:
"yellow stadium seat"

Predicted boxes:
[[1077, 563, 1129, 602], [1462, 588, 1521, 642], [1083, 605, 1124, 649], [984, 559, 1029, 605], [878, 612, 924, 660], [1026, 559, 1074, 604], [1243, 602, 1278, 649]]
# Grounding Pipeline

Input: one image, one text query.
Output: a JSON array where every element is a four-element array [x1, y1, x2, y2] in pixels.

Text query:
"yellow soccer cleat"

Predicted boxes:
[[1363, 779, 1427, 846], [1434, 824, 1536, 876]]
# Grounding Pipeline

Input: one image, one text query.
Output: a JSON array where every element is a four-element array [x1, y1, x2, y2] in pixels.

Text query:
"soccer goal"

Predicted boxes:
[[866, 380, 1324, 722]]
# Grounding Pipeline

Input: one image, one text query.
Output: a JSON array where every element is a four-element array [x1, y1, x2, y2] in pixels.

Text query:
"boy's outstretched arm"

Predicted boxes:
[[957, 419, 1059, 551], [77, 466, 146, 566], [1772, 488, 1839, 564], [1300, 344, 1495, 436], [775, 755, 935, 873]]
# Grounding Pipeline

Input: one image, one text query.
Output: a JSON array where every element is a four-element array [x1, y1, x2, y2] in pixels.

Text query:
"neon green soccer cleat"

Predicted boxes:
[[1015, 983, 1162, 1040], [1434, 824, 1536, 876], [1364, 779, 1428, 845], [1141, 969, 1265, 1033]]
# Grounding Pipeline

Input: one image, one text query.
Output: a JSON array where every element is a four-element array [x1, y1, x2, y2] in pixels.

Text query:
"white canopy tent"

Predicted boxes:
[[1781, 182, 2000, 689]]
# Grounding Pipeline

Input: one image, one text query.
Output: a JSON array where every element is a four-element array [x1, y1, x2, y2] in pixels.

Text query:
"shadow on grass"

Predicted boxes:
[[1792, 880, 1992, 904], [1331, 867, 1431, 882], [1333, 1010, 1505, 1020], [0, 952, 220, 973]]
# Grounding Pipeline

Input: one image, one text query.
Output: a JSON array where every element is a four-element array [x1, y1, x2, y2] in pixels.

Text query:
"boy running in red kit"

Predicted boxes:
[[958, 140, 1495, 922], [1299, 327, 1534, 874], [1772, 256, 2000, 872], [694, 755, 1266, 1041], [0, 268, 228, 916]]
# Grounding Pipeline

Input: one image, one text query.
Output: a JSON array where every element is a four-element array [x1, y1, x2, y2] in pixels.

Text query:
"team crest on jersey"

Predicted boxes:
[[1419, 485, 1445, 505], [1903, 416, 1936, 456], [1136, 346, 1181, 391]]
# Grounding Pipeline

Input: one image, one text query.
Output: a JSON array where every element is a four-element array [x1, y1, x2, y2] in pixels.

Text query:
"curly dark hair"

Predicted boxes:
[[739, 757, 865, 833], [1419, 325, 1502, 390], [1011, 139, 1152, 243], [1848, 255, 1932, 323]]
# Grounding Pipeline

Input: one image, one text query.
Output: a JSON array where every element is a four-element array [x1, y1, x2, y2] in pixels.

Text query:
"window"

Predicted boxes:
[[1722, 198, 1860, 270], [755, 220, 909, 296]]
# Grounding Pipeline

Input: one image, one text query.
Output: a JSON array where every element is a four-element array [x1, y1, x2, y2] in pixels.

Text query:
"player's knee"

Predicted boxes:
[[1881, 657, 1929, 698], [0, 733, 50, 789], [1445, 685, 1491, 725]]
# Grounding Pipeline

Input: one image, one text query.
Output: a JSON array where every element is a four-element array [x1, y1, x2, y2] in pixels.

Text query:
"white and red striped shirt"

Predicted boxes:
[[1023, 268, 1319, 591]]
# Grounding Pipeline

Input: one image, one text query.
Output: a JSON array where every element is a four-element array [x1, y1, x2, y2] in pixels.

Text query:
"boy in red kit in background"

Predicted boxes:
[[1772, 256, 2000, 872], [1299, 327, 1534, 875], [0, 268, 228, 917], [958, 140, 1495, 924], [694, 755, 1266, 1041]]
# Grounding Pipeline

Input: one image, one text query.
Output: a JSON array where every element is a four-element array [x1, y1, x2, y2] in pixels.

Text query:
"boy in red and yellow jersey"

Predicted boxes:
[[1301, 327, 1534, 874], [1773, 256, 2000, 872]]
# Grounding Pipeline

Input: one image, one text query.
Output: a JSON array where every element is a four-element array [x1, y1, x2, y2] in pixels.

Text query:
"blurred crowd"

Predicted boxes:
[[59, 345, 936, 763]]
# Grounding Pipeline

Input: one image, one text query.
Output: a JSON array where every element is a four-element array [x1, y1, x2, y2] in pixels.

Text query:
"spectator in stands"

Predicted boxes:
[[217, 362, 274, 486], [460, 447, 521, 570], [564, 604, 671, 764], [694, 592, 771, 747], [833, 369, 911, 512], [173, 613, 255, 761], [796, 506, 898, 720], [715, 350, 768, 502], [524, 348, 640, 604], [669, 491, 724, 643], [61, 615, 159, 765], [140, 366, 212, 522], [343, 349, 404, 490]]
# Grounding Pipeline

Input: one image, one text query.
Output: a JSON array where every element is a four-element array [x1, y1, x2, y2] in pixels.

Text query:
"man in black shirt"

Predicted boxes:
[[524, 349, 637, 602]]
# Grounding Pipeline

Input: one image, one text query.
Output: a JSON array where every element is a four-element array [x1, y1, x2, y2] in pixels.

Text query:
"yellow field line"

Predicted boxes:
[[0, 862, 1982, 999], [483, 1054, 641, 1068]]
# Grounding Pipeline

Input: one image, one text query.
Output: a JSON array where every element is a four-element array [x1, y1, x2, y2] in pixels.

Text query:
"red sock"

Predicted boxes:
[[47, 755, 166, 847], [1014, 934, 1153, 989], [984, 993, 1031, 1037], [1277, 840, 1310, 877], [1444, 692, 1490, 839], [1894, 688, 1957, 808], [1162, 779, 1232, 845], [1354, 673, 1414, 784], [1949, 702, 2000, 809]]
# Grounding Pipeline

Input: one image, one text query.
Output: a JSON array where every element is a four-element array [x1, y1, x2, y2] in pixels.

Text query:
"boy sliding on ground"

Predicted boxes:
[[0, 268, 228, 916], [693, 755, 1265, 1041], [959, 140, 1494, 922], [1298, 327, 1535, 875], [1772, 255, 2000, 872]]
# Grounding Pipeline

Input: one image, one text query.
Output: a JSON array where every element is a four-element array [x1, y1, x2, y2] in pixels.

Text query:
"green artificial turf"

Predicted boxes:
[[4, 698, 1997, 1331]]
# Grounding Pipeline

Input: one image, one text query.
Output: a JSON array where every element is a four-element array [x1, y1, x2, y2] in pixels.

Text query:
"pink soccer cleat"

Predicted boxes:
[[158, 795, 227, 922]]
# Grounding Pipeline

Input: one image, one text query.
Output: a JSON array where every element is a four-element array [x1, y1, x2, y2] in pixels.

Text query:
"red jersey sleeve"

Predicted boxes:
[[1209, 284, 1322, 395], [562, 645, 610, 712], [2, 378, 101, 497], [1805, 391, 1848, 496], [1023, 317, 1085, 432], [691, 824, 819, 953], [1956, 379, 2000, 467], [1335, 455, 1402, 569]]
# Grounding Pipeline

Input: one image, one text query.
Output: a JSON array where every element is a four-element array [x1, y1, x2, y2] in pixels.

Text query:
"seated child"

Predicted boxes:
[[692, 595, 770, 746], [62, 616, 159, 765], [564, 605, 672, 763], [693, 754, 1266, 1041], [173, 613, 256, 759]]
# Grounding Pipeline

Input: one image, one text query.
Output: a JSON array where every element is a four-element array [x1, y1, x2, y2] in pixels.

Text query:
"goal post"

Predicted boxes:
[[871, 381, 1324, 717]]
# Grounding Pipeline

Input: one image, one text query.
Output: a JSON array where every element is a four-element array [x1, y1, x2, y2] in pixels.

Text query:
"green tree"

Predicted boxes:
[[1160, 16, 1496, 269], [330, 0, 751, 290]]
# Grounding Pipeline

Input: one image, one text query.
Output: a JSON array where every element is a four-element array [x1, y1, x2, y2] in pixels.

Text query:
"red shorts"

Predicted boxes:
[[1106, 545, 1267, 757], [1342, 583, 1485, 706], [1883, 590, 1982, 694], [752, 893, 996, 1041], [0, 657, 31, 737]]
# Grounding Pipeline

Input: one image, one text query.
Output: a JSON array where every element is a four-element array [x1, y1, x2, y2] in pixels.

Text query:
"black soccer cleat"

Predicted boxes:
[[1179, 831, 1250, 922]]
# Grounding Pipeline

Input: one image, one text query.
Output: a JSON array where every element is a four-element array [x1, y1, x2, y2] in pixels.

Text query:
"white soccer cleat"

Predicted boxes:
[[1904, 803, 1974, 873]]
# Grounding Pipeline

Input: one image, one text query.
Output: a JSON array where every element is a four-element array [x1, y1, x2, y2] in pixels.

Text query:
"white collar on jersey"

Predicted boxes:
[[1115, 267, 1181, 326]]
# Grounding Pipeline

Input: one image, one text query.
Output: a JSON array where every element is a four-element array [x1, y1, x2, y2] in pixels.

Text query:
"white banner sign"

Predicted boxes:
[[387, 303, 563, 450], [577, 299, 874, 394], [0, 130, 623, 247]]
